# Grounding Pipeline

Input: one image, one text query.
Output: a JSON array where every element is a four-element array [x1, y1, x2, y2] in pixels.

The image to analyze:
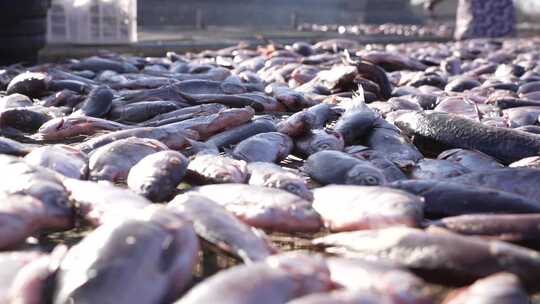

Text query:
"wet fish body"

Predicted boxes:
[[89, 137, 167, 182], [315, 227, 540, 289], [395, 111, 540, 164], [233, 132, 293, 163], [389, 180, 540, 218], [206, 118, 276, 149], [247, 162, 313, 201], [54, 207, 199, 304], [127, 150, 189, 202], [312, 185, 424, 232], [304, 151, 387, 186], [169, 194, 273, 262], [191, 184, 322, 232]]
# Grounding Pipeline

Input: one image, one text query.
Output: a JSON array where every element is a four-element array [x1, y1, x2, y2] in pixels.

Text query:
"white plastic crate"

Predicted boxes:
[[47, 0, 138, 44]]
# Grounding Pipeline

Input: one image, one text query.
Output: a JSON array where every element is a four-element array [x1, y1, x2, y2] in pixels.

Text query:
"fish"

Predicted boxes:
[[35, 116, 133, 141], [141, 103, 226, 127], [233, 132, 293, 163], [0, 157, 74, 231], [6, 247, 65, 304], [161, 107, 255, 140], [430, 214, 540, 247], [71, 56, 138, 73], [492, 98, 540, 109], [77, 127, 198, 154], [448, 168, 540, 201], [305, 103, 339, 129], [0, 251, 49, 303], [0, 94, 33, 109], [191, 184, 322, 232], [286, 290, 396, 304], [359, 51, 428, 72], [515, 125, 540, 134], [345, 148, 408, 182], [173, 79, 247, 95], [206, 118, 276, 150], [0, 136, 32, 156], [116, 84, 191, 104], [0, 194, 72, 249], [314, 227, 540, 289], [24, 144, 88, 179], [6, 72, 49, 98], [39, 89, 84, 108], [304, 151, 387, 186], [89, 137, 167, 182], [73, 85, 114, 118], [343, 53, 392, 99], [326, 257, 430, 304], [312, 185, 424, 232], [186, 153, 249, 184], [407, 159, 470, 180], [509, 156, 540, 168], [62, 178, 150, 226], [434, 97, 479, 121], [314, 65, 358, 93], [518, 80, 540, 95], [364, 118, 423, 165], [395, 111, 540, 164], [47, 79, 91, 94], [437, 148, 503, 172], [169, 193, 274, 262], [108, 100, 180, 123], [175, 253, 333, 304], [54, 207, 199, 304], [266, 83, 316, 111], [0, 107, 54, 133], [442, 273, 528, 304], [294, 129, 345, 157], [334, 98, 379, 145], [503, 106, 540, 127], [127, 150, 189, 202], [109, 76, 178, 90], [388, 180, 540, 218], [444, 77, 481, 92], [276, 110, 316, 138], [247, 162, 313, 201]]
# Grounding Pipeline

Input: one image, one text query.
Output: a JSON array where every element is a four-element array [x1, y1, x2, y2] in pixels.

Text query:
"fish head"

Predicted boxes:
[[212, 169, 244, 184], [37, 116, 96, 140], [346, 165, 387, 186], [274, 179, 314, 201], [28, 181, 75, 230], [35, 117, 69, 139], [310, 132, 344, 154]]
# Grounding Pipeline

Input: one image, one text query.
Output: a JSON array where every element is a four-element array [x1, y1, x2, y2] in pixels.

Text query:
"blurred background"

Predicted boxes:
[[38, 0, 540, 60]]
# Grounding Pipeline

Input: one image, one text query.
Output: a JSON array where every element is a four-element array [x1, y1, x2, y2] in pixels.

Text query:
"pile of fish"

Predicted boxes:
[[1, 36, 540, 303], [298, 22, 454, 39]]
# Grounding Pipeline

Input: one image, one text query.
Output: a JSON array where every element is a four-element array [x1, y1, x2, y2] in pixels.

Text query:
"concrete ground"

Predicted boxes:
[[39, 26, 451, 62]]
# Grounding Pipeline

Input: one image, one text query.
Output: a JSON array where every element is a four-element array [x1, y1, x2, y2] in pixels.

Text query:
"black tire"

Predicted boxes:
[[0, 0, 50, 20], [0, 34, 46, 65], [0, 17, 47, 36]]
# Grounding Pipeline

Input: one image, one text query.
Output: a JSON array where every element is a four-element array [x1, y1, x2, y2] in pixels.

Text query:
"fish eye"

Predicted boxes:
[[285, 184, 299, 192], [317, 143, 331, 150], [363, 175, 380, 185]]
